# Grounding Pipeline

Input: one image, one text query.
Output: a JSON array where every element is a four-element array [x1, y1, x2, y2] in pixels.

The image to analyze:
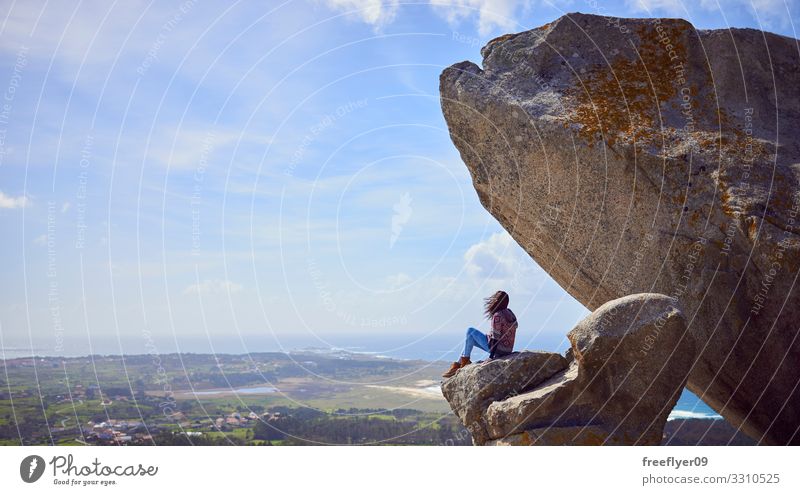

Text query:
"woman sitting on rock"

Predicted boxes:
[[442, 290, 518, 378]]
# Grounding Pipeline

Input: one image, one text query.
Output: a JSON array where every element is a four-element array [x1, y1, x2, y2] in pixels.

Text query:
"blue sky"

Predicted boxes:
[[1, 0, 797, 358]]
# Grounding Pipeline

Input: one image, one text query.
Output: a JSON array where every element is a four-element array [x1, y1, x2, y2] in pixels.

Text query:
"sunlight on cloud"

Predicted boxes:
[[321, 0, 401, 28], [465, 231, 525, 279], [430, 0, 531, 36], [321, 0, 534, 34], [0, 191, 29, 209], [463, 231, 547, 296]]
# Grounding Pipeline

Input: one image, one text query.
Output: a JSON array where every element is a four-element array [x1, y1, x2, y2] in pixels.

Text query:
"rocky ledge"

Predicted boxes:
[[440, 13, 800, 444], [442, 293, 694, 445]]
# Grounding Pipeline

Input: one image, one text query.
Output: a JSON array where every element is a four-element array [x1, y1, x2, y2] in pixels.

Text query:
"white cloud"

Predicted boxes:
[[322, 0, 796, 37], [430, 0, 531, 36], [465, 231, 522, 279], [0, 191, 29, 209], [320, 0, 401, 28], [463, 231, 548, 295], [183, 279, 243, 295], [33, 234, 47, 246]]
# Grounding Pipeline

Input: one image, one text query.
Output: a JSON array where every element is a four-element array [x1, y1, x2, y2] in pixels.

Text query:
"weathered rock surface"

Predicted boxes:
[[485, 425, 610, 446], [440, 13, 800, 444], [443, 293, 694, 445], [441, 350, 568, 444]]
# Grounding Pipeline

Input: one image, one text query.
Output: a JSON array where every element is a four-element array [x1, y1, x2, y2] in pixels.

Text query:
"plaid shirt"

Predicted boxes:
[[489, 308, 517, 356]]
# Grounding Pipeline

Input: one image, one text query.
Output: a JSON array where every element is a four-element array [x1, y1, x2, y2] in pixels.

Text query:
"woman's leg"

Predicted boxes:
[[445, 328, 489, 378], [462, 327, 490, 358]]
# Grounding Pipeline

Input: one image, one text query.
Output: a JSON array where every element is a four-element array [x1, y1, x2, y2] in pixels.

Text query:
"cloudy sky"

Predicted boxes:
[[0, 0, 797, 358]]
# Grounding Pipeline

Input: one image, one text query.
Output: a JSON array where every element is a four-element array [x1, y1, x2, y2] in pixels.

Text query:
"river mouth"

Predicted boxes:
[[186, 385, 279, 397]]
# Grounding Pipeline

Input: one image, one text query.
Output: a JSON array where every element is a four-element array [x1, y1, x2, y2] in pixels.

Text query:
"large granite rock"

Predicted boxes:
[[488, 294, 695, 445], [443, 293, 694, 445], [440, 12, 800, 444], [441, 350, 568, 444]]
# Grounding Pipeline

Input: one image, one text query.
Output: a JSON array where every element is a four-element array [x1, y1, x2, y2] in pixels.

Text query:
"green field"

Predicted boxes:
[[0, 351, 468, 446]]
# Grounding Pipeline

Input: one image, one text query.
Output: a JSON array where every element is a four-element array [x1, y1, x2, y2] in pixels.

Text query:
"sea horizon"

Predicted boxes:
[[0, 332, 573, 361], [0, 333, 722, 422]]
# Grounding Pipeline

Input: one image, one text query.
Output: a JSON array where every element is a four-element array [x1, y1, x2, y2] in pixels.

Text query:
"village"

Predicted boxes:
[[42, 407, 292, 445]]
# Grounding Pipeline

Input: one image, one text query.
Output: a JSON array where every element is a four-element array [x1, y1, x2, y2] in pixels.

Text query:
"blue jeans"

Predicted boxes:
[[462, 327, 489, 358]]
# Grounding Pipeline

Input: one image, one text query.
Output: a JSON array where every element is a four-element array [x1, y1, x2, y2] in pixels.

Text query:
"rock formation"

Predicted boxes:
[[443, 294, 694, 445], [440, 13, 800, 444], [442, 350, 568, 444]]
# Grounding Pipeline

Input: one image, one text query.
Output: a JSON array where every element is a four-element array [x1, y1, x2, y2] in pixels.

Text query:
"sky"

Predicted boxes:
[[0, 0, 797, 359]]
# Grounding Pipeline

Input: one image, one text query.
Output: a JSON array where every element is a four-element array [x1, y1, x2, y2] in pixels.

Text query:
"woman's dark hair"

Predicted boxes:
[[484, 290, 509, 317]]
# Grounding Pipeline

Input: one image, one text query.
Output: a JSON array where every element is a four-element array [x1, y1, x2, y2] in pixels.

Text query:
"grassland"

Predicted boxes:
[[0, 350, 465, 446]]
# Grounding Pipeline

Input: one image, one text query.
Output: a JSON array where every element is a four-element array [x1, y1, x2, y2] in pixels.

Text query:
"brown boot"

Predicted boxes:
[[442, 356, 471, 378]]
